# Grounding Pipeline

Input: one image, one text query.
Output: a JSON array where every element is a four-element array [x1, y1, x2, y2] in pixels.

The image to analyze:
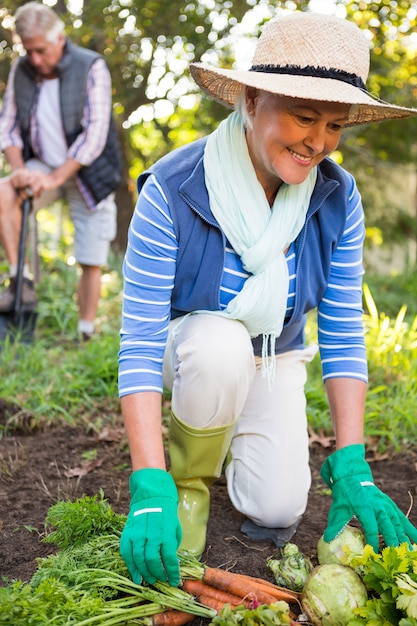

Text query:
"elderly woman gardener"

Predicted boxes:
[[119, 12, 417, 586]]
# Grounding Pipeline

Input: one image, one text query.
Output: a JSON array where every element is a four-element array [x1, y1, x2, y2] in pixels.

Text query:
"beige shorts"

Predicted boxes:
[[26, 159, 117, 266]]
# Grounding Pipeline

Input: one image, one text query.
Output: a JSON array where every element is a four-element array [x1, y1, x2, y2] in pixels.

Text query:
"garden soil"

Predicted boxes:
[[1, 396, 417, 615]]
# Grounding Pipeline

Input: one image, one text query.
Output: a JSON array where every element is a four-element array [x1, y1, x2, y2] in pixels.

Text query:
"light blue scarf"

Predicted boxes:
[[204, 111, 317, 381]]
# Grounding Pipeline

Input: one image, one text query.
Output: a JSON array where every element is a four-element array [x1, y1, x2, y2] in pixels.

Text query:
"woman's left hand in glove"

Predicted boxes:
[[321, 444, 417, 551]]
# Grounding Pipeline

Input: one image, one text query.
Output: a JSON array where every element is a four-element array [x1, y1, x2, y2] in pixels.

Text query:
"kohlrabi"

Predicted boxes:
[[317, 525, 365, 567], [301, 563, 368, 626], [267, 543, 313, 592]]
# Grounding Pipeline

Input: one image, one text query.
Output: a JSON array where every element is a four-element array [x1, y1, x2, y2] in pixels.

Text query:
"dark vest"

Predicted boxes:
[[137, 138, 351, 355], [14, 39, 123, 204]]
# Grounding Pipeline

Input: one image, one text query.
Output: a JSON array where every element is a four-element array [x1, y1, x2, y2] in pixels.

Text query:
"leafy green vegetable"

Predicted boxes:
[[347, 542, 417, 625], [396, 574, 417, 618], [66, 569, 217, 619], [32, 534, 129, 598], [43, 490, 126, 549], [0, 578, 105, 626], [349, 595, 404, 626], [0, 493, 218, 625], [210, 600, 293, 626]]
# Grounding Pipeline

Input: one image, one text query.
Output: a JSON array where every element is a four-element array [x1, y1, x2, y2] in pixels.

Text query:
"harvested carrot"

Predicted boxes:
[[224, 572, 303, 612], [152, 609, 195, 626], [202, 568, 281, 604], [237, 572, 294, 590], [197, 594, 238, 614], [263, 589, 300, 605], [181, 578, 247, 607], [202, 567, 299, 605], [232, 573, 301, 602]]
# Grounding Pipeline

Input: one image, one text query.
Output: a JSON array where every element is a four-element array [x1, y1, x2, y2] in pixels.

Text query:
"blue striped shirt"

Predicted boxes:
[[119, 174, 367, 397]]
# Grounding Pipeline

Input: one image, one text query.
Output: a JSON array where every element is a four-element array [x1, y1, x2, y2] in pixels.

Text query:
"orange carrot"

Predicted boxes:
[[221, 572, 303, 611], [237, 573, 292, 590], [232, 574, 301, 602], [197, 594, 235, 614], [152, 609, 195, 626], [202, 567, 299, 605], [181, 578, 247, 607]]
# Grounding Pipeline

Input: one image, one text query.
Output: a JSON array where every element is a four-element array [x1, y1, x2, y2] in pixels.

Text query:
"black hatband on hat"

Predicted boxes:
[[250, 64, 367, 91]]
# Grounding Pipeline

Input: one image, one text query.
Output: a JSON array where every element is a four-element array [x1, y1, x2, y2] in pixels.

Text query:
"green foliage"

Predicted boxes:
[[32, 535, 130, 599], [327, 1, 417, 248], [0, 248, 122, 429], [363, 283, 417, 383], [360, 283, 417, 450], [43, 491, 126, 549], [0, 495, 216, 624], [364, 269, 417, 318], [93, 0, 417, 255], [0, 329, 120, 427], [348, 544, 417, 625], [0, 578, 105, 626], [342, 0, 417, 163], [305, 281, 417, 452], [1, 0, 277, 248], [1, 247, 416, 453], [2, 0, 417, 248]]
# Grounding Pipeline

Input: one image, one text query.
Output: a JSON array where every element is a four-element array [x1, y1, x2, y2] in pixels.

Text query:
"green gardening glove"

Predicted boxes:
[[120, 468, 182, 586], [321, 444, 417, 551]]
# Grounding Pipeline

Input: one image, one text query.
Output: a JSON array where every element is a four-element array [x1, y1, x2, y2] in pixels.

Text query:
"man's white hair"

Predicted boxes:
[[14, 2, 65, 44]]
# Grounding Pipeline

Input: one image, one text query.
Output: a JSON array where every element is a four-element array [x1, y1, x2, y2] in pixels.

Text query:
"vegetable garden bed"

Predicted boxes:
[[1, 410, 417, 624]]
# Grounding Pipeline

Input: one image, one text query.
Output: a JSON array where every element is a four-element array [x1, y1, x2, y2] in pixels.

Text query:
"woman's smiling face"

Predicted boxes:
[[244, 88, 350, 200]]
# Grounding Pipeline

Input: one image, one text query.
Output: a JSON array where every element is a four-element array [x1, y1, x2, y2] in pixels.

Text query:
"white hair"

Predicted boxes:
[[14, 2, 65, 44], [234, 87, 253, 130]]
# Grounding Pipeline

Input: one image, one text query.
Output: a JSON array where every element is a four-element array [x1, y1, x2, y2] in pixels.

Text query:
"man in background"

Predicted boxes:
[[0, 1, 122, 341]]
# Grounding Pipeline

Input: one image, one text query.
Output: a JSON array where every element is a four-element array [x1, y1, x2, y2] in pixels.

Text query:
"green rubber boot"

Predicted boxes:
[[168, 412, 236, 558]]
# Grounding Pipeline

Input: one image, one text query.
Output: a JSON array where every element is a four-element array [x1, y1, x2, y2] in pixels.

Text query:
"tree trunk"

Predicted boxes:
[[113, 177, 134, 255], [111, 124, 135, 255]]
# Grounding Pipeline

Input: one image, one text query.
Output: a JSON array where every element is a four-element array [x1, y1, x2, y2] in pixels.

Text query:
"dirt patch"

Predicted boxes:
[[1, 398, 417, 589]]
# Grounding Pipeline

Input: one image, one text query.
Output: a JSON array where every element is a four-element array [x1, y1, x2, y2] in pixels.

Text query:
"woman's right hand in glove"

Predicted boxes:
[[120, 468, 182, 586]]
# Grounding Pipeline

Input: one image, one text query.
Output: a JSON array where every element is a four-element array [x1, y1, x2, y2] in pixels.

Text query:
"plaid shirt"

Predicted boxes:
[[0, 55, 113, 209]]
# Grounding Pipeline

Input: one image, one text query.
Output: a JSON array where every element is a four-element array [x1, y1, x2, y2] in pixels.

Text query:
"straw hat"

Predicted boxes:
[[190, 12, 417, 126]]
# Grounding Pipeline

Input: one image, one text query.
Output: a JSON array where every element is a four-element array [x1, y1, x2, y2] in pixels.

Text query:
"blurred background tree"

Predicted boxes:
[[339, 0, 417, 267], [0, 0, 416, 266]]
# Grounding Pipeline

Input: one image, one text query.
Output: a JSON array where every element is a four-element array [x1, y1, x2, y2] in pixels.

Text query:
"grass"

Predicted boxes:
[[363, 268, 417, 318], [362, 284, 417, 451], [0, 253, 123, 432], [0, 235, 416, 453], [305, 278, 417, 453]]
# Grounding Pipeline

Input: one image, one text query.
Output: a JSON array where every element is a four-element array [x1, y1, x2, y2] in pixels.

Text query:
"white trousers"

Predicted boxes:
[[162, 313, 317, 529]]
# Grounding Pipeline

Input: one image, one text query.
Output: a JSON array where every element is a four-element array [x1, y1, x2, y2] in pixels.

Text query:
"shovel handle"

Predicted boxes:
[[14, 192, 34, 317]]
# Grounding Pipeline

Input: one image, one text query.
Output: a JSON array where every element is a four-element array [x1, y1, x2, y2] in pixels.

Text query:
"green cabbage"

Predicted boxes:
[[301, 563, 368, 626]]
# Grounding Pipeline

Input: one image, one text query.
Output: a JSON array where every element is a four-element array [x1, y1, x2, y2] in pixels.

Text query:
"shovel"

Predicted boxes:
[[0, 191, 38, 345]]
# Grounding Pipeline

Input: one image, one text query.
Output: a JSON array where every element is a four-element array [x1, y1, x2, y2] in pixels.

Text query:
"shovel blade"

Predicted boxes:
[[0, 310, 38, 346]]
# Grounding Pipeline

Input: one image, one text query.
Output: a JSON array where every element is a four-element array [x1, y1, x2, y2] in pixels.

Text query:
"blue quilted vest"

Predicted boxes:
[[138, 137, 351, 355], [14, 39, 122, 204]]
